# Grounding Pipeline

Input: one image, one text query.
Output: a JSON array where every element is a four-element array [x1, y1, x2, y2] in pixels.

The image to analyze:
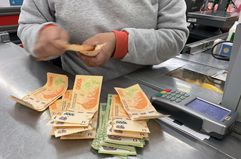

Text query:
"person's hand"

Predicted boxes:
[[77, 32, 116, 67], [34, 25, 69, 60]]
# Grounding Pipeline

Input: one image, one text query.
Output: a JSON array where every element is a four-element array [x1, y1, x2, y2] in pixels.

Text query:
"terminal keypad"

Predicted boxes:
[[156, 88, 190, 103]]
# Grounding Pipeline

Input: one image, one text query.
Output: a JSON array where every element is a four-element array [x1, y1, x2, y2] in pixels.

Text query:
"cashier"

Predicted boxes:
[[17, 0, 189, 80]]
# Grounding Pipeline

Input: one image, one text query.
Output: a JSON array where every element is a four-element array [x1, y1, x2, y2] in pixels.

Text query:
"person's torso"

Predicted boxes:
[[50, 0, 159, 43], [48, 0, 160, 80]]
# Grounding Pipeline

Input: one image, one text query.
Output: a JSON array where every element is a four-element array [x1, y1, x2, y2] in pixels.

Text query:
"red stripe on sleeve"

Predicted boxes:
[[112, 30, 129, 59]]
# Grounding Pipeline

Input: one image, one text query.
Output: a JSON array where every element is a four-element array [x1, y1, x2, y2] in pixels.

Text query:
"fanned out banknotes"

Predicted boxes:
[[11, 73, 103, 139], [10, 72, 162, 157], [11, 73, 68, 111]]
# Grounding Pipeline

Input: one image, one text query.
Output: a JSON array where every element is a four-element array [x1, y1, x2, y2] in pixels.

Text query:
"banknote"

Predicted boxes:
[[112, 119, 150, 133], [65, 43, 105, 57], [47, 119, 89, 128], [60, 129, 96, 140], [104, 135, 145, 148], [60, 111, 98, 140], [54, 111, 92, 126], [11, 73, 68, 111], [107, 121, 148, 139], [110, 95, 129, 119], [98, 146, 137, 156], [92, 100, 138, 156], [68, 75, 103, 115], [54, 125, 92, 137], [115, 84, 161, 120], [49, 114, 96, 138], [98, 95, 145, 148], [101, 142, 136, 152], [61, 90, 72, 111], [49, 99, 63, 117]]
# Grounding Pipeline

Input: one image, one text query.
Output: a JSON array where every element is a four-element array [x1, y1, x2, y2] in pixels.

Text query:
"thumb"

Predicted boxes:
[[52, 40, 69, 50]]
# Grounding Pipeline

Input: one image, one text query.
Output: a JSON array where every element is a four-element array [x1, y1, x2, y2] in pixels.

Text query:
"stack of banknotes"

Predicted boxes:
[[92, 84, 162, 157], [12, 73, 103, 139], [48, 75, 103, 139]]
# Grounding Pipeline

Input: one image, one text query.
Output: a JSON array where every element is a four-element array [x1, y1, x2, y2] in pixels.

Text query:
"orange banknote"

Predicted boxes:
[[60, 112, 98, 140], [109, 95, 129, 120], [61, 90, 72, 111], [107, 121, 148, 139], [49, 99, 63, 117], [68, 75, 103, 116], [11, 73, 68, 111], [115, 84, 161, 120]]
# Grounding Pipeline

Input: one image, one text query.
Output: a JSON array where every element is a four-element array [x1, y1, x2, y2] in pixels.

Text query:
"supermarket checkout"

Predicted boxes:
[[1, 0, 241, 159]]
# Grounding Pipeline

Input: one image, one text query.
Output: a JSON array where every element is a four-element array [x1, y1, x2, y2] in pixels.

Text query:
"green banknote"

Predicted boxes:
[[91, 103, 106, 150], [104, 135, 145, 148], [98, 146, 136, 156], [92, 95, 139, 156], [101, 142, 136, 152]]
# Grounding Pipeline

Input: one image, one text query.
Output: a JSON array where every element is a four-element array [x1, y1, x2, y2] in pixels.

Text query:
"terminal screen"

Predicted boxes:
[[186, 98, 229, 121]]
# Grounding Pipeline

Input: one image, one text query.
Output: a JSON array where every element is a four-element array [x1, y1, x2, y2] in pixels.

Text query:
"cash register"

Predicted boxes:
[[151, 23, 241, 139]]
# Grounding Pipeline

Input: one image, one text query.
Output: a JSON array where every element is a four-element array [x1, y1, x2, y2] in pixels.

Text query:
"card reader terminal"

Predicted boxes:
[[151, 88, 237, 139]]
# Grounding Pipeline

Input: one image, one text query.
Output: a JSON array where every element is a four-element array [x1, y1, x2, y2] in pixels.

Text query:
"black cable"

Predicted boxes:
[[211, 40, 232, 61]]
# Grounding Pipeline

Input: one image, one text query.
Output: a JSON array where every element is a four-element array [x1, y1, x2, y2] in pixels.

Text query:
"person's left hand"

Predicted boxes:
[[77, 32, 116, 67]]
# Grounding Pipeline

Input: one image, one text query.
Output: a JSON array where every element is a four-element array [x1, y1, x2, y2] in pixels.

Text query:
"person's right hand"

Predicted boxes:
[[33, 25, 69, 61]]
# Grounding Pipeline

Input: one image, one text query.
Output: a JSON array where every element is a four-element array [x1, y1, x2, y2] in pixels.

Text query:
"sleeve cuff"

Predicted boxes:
[[39, 23, 57, 33], [112, 30, 129, 59]]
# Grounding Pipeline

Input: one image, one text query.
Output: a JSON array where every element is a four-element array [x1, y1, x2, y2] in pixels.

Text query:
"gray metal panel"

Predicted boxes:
[[0, 7, 20, 14], [177, 52, 229, 70], [0, 43, 233, 159], [182, 33, 228, 54], [126, 58, 223, 104], [222, 24, 241, 121]]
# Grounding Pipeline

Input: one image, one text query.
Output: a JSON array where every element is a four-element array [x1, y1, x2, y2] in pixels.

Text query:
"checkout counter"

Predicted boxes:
[[1, 1, 241, 159], [1, 35, 241, 158]]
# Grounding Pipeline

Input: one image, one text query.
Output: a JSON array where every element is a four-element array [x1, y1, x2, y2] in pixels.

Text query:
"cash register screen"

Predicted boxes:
[[186, 98, 230, 121]]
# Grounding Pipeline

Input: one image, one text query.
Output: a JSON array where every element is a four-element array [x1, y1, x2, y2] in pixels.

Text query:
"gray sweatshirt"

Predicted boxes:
[[18, 0, 189, 80]]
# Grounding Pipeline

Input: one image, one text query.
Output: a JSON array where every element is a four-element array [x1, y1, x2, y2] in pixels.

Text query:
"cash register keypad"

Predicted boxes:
[[156, 88, 190, 103]]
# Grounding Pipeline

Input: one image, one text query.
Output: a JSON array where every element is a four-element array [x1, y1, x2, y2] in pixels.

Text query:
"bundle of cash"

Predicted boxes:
[[92, 84, 163, 157], [48, 75, 103, 139], [92, 95, 148, 157], [11, 73, 68, 111], [107, 95, 149, 139]]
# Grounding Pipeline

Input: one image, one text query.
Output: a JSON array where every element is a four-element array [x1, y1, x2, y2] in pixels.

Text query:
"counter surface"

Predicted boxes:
[[0, 43, 239, 159]]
